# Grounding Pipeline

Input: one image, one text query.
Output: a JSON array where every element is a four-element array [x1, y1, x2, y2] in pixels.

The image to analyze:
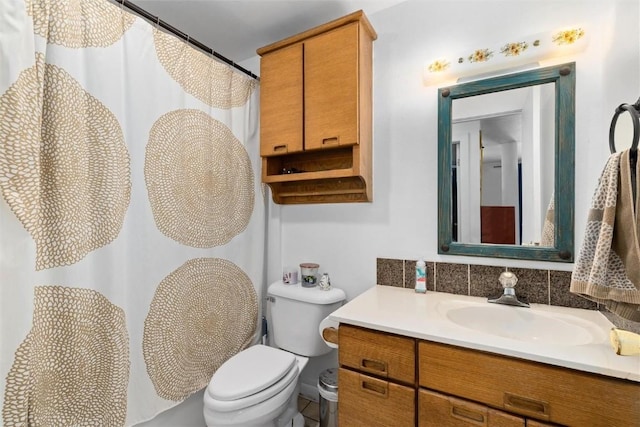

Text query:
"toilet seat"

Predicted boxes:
[[205, 345, 298, 413]]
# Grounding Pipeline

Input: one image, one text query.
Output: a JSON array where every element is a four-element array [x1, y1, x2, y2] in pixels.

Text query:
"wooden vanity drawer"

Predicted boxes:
[[526, 421, 558, 427], [339, 324, 416, 385], [419, 341, 640, 427], [419, 389, 525, 427], [339, 368, 415, 427]]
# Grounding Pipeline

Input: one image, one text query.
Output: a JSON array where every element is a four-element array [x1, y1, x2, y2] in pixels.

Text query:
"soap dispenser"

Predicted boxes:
[[415, 259, 427, 293]]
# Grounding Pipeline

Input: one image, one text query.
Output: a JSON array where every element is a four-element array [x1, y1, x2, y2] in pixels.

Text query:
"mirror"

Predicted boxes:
[[438, 63, 575, 262]]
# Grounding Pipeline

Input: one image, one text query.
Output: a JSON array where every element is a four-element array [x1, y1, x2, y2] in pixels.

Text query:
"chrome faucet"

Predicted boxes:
[[488, 271, 530, 308]]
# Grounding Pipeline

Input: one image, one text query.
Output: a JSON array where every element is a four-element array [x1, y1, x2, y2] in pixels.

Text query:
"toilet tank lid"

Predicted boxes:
[[268, 281, 346, 304]]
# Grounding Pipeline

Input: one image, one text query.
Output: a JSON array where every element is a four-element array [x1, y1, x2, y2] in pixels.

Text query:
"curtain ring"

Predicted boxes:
[[609, 103, 640, 153]]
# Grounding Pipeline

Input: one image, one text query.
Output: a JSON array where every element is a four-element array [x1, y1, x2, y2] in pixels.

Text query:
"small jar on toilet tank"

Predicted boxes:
[[300, 263, 319, 287]]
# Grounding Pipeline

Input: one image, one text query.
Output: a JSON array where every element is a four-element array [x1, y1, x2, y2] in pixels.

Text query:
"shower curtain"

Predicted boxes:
[[0, 0, 264, 425]]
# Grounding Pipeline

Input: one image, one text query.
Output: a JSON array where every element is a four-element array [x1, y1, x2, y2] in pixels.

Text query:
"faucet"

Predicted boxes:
[[488, 271, 530, 308]]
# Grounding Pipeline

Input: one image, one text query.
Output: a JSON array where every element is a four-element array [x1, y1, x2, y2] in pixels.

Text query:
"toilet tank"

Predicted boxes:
[[268, 281, 346, 357]]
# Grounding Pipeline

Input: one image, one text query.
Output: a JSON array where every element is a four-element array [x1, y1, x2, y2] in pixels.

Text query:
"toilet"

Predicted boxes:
[[203, 281, 346, 427]]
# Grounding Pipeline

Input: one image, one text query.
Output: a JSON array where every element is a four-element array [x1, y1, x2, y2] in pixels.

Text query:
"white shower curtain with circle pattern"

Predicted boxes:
[[0, 0, 264, 425]]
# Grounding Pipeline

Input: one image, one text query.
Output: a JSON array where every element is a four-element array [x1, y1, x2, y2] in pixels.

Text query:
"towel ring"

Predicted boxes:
[[609, 101, 640, 154]]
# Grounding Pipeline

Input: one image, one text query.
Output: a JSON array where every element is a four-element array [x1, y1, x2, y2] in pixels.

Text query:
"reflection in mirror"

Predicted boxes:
[[438, 63, 575, 262], [451, 84, 555, 247]]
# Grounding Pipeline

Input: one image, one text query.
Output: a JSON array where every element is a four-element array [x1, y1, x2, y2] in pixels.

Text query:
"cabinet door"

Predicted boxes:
[[304, 23, 359, 150], [339, 324, 415, 385], [339, 368, 415, 427], [419, 389, 525, 427], [260, 43, 303, 156], [419, 341, 640, 426]]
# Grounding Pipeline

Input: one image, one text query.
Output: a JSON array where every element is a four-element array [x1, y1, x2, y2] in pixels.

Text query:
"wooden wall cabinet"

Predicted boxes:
[[257, 11, 376, 204], [337, 325, 640, 427]]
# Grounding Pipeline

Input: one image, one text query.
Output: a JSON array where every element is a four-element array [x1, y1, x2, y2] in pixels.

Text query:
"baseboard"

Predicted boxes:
[[299, 382, 319, 403]]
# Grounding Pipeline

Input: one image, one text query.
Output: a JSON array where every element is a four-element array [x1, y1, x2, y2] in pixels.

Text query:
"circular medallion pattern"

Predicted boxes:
[[153, 29, 257, 109], [0, 53, 131, 270], [2, 286, 129, 426], [145, 109, 254, 248], [25, 0, 136, 48], [143, 258, 257, 401]]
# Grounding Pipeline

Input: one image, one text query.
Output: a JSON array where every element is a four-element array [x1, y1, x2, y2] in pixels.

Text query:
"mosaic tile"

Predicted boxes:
[[376, 258, 404, 287], [404, 260, 415, 289], [426, 261, 435, 291], [469, 265, 506, 298], [435, 262, 468, 295], [549, 270, 597, 309], [509, 267, 549, 305]]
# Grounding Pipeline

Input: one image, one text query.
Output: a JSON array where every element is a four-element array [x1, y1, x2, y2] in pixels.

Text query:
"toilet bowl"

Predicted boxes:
[[203, 281, 346, 427], [203, 345, 308, 427]]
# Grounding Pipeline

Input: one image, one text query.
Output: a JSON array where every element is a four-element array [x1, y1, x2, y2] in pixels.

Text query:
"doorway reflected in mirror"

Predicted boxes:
[[450, 83, 555, 247]]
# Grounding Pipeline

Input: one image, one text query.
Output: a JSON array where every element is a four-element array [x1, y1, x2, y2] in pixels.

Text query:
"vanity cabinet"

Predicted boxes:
[[418, 340, 640, 427], [257, 11, 376, 204], [336, 324, 639, 427], [418, 389, 525, 427], [338, 324, 416, 426]]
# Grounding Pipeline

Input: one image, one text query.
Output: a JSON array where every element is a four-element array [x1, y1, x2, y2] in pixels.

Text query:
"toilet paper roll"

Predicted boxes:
[[319, 316, 340, 349]]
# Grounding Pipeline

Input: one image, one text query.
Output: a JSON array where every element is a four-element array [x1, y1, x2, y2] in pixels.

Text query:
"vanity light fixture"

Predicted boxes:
[[423, 26, 587, 86]]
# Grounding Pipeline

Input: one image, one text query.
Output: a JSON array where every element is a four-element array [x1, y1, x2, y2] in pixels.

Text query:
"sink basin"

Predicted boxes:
[[437, 300, 603, 346]]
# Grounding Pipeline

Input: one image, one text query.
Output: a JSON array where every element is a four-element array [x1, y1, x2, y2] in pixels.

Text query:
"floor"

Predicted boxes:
[[298, 395, 320, 427]]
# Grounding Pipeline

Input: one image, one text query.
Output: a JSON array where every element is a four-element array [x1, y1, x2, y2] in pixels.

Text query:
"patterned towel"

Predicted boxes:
[[541, 193, 555, 247], [570, 149, 640, 322]]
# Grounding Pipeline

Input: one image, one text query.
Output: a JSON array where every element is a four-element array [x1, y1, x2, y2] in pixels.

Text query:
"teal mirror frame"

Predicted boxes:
[[437, 62, 575, 262]]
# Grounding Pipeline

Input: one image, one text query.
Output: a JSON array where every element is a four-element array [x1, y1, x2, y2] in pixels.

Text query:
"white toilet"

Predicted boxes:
[[203, 281, 346, 427]]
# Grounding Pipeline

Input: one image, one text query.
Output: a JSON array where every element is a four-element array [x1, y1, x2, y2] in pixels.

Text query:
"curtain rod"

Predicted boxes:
[[113, 0, 259, 80]]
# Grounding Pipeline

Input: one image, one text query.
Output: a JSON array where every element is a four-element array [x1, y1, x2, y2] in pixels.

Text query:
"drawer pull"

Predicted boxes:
[[504, 392, 550, 419], [322, 137, 339, 145], [450, 405, 486, 425], [360, 358, 387, 375], [361, 379, 388, 397], [273, 144, 288, 153]]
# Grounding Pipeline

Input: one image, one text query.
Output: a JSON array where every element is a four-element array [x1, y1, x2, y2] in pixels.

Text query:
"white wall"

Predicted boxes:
[[482, 161, 502, 206], [269, 0, 640, 395]]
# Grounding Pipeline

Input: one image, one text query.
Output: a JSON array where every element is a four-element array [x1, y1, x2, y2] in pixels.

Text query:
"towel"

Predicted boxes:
[[541, 194, 555, 247], [570, 149, 640, 322]]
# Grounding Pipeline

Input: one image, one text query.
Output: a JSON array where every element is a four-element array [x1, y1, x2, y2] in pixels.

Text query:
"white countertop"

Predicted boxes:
[[328, 286, 640, 382]]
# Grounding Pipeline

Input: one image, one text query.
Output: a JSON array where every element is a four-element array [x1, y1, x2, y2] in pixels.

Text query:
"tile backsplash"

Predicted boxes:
[[376, 258, 640, 333], [376, 257, 595, 309]]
